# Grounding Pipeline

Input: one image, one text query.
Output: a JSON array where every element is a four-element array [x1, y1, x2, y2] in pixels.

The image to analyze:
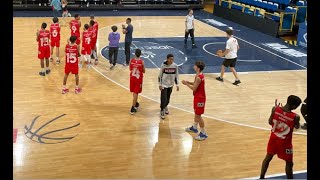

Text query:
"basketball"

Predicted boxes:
[[216, 50, 223, 55]]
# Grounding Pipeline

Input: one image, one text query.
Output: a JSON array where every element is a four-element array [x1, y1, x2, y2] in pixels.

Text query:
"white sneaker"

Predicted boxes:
[[194, 132, 208, 141], [164, 107, 169, 114], [160, 110, 165, 120]]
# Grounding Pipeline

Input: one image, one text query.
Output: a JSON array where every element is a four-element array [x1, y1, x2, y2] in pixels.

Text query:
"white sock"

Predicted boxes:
[[75, 85, 79, 89], [63, 85, 66, 89], [193, 122, 198, 129], [46, 67, 49, 70], [92, 51, 97, 59], [41, 68, 45, 72], [56, 57, 59, 60], [200, 128, 206, 134]]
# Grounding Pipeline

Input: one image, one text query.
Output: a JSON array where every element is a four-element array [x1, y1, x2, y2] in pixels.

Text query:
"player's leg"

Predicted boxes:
[[185, 97, 200, 133], [164, 87, 173, 114], [190, 29, 196, 47], [44, 48, 51, 74], [260, 154, 274, 179], [285, 161, 294, 179], [75, 74, 81, 94], [124, 42, 131, 65], [39, 59, 45, 76], [194, 99, 207, 141], [94, 45, 98, 65], [184, 30, 190, 46], [230, 59, 241, 85], [113, 47, 119, 66], [216, 60, 229, 82], [56, 41, 60, 64], [109, 47, 114, 66], [62, 73, 70, 94], [50, 45, 54, 62], [160, 87, 167, 119], [130, 93, 138, 114]]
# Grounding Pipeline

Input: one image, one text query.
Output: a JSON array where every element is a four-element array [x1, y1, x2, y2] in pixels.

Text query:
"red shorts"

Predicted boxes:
[[50, 39, 60, 47], [130, 79, 143, 94], [267, 136, 293, 162], [81, 46, 92, 55], [193, 96, 206, 115], [65, 64, 79, 75], [38, 47, 50, 59], [91, 38, 97, 49]]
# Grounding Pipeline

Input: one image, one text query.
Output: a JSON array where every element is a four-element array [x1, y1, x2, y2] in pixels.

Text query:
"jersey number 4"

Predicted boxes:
[[131, 67, 140, 79]]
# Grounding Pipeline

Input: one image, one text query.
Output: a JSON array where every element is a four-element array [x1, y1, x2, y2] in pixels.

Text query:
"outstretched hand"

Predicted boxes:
[[275, 99, 282, 107]]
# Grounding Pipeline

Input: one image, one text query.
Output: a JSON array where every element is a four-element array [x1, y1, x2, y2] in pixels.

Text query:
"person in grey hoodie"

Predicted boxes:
[[108, 25, 120, 69], [158, 54, 180, 119]]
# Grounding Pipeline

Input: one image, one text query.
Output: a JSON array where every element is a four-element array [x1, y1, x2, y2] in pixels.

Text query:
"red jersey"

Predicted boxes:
[[93, 21, 98, 37], [50, 23, 60, 42], [82, 30, 92, 47], [89, 25, 98, 40], [65, 43, 79, 65], [70, 19, 80, 36], [37, 29, 50, 48], [193, 73, 205, 98], [129, 58, 144, 81], [270, 106, 296, 142]]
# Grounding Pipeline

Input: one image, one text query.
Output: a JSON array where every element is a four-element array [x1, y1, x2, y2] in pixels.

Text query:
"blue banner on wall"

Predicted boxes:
[[297, 21, 307, 49]]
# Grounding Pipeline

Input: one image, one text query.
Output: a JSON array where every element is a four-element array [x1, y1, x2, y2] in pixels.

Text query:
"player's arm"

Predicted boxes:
[[192, 18, 195, 30], [142, 61, 146, 73], [158, 65, 164, 90], [268, 106, 276, 125], [175, 65, 180, 91], [129, 60, 132, 71], [36, 30, 40, 42], [294, 114, 301, 129], [79, 21, 81, 28], [122, 25, 127, 34], [220, 48, 230, 57], [185, 17, 188, 31], [186, 77, 201, 92]]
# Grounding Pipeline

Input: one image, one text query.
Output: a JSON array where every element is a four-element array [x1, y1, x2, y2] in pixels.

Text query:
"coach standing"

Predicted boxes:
[[184, 9, 197, 48], [50, 0, 62, 18], [122, 18, 133, 66]]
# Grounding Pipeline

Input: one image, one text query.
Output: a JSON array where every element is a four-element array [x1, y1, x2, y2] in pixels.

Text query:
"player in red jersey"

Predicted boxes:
[[50, 17, 61, 64], [259, 95, 302, 179], [183, 61, 208, 141], [36, 22, 51, 76], [129, 49, 145, 114], [62, 36, 82, 94], [89, 19, 99, 65], [80, 24, 92, 68], [69, 14, 81, 45]]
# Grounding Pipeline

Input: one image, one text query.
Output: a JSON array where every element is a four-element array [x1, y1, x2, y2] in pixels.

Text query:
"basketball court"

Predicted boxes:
[[13, 9, 307, 179]]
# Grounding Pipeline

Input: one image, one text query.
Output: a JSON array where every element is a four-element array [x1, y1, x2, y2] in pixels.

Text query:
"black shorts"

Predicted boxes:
[[222, 58, 237, 67]]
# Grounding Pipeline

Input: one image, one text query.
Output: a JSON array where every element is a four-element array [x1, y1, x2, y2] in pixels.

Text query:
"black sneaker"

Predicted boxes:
[[39, 72, 45, 76], [301, 123, 307, 130], [192, 44, 197, 48], [135, 102, 140, 109], [130, 107, 137, 115], [46, 69, 51, 74], [232, 80, 241, 85], [56, 60, 60, 64], [215, 77, 223, 82]]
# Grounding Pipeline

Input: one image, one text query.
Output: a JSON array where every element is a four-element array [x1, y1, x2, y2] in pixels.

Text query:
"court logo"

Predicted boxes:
[[203, 19, 227, 27], [262, 43, 307, 57], [101, 41, 187, 68], [24, 114, 80, 144]]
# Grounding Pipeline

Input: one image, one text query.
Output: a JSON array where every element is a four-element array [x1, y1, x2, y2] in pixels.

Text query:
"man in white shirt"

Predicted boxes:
[[184, 9, 197, 48], [216, 28, 241, 85]]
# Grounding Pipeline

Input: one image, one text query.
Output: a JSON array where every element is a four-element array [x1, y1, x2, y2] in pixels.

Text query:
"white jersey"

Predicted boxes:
[[225, 36, 238, 59], [185, 15, 194, 30]]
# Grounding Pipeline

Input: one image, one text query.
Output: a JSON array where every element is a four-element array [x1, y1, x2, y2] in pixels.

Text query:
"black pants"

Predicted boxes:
[[160, 87, 173, 110], [125, 42, 131, 65], [109, 47, 119, 65], [301, 103, 307, 123], [184, 29, 195, 45]]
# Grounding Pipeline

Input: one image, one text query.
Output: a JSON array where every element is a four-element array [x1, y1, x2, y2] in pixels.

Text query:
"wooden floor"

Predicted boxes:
[[13, 14, 307, 179]]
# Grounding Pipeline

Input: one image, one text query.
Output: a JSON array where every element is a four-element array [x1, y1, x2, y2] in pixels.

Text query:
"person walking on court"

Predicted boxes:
[[129, 49, 145, 114], [50, 0, 61, 18], [259, 95, 302, 179], [122, 18, 133, 66], [158, 54, 180, 120], [184, 9, 197, 48], [300, 97, 307, 130], [108, 25, 120, 70], [183, 61, 208, 141], [216, 28, 241, 85]]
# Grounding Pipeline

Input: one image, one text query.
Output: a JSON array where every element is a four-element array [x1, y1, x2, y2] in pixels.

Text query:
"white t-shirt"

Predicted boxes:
[[185, 15, 194, 30], [225, 36, 238, 59]]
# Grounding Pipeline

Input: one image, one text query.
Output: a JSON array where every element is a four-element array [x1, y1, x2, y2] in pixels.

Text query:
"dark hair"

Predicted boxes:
[[188, 8, 193, 13], [287, 95, 302, 110], [74, 14, 80, 18], [111, 25, 118, 32], [167, 54, 174, 59], [90, 20, 95, 26], [90, 15, 94, 19], [84, 24, 89, 30], [195, 60, 205, 71], [135, 49, 141, 57], [226, 29, 233, 36], [41, 22, 47, 29], [52, 17, 59, 23], [69, 36, 77, 43], [126, 18, 131, 23]]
